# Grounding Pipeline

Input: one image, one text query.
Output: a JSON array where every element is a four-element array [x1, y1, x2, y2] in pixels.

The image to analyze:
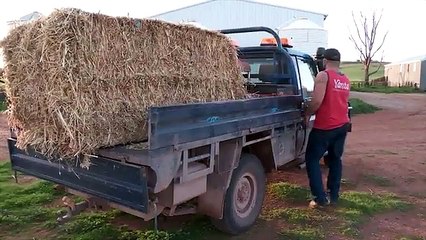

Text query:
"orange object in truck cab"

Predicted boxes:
[[260, 37, 291, 47]]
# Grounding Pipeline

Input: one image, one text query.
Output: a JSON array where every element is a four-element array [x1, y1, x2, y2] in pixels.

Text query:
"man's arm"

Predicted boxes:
[[306, 71, 328, 116]]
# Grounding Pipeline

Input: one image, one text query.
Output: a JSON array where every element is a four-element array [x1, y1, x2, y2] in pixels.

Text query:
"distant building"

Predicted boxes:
[[384, 55, 426, 90], [150, 0, 328, 55], [7, 11, 43, 29]]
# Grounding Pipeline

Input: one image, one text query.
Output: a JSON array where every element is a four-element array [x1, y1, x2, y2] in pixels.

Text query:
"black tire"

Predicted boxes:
[[211, 153, 266, 235]]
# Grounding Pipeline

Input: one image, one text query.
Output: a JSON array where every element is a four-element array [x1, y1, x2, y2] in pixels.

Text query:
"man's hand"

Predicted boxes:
[[303, 115, 310, 127]]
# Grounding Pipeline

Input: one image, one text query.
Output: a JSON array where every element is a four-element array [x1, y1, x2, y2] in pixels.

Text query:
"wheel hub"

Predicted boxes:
[[234, 173, 257, 218]]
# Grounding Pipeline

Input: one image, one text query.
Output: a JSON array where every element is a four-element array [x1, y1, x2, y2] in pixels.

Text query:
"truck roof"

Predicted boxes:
[[238, 46, 313, 60]]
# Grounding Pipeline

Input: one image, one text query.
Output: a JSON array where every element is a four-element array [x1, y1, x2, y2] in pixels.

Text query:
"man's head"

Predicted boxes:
[[323, 48, 341, 68]]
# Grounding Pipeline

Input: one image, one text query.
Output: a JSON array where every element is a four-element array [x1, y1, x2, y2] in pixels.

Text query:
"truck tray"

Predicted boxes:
[[8, 139, 149, 213]]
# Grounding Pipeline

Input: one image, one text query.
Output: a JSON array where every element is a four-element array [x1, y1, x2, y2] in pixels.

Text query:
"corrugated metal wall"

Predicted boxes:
[[421, 61, 426, 90], [150, 0, 325, 49], [385, 61, 422, 87], [280, 28, 327, 55]]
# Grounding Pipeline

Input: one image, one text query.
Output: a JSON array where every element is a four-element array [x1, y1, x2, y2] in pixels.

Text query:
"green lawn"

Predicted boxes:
[[351, 85, 422, 94], [0, 101, 6, 112], [0, 161, 222, 240], [349, 98, 381, 115], [0, 158, 419, 240], [266, 182, 410, 239], [341, 62, 423, 93], [341, 62, 384, 82]]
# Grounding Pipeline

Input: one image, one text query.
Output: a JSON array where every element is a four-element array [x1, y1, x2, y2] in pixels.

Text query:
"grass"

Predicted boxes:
[[398, 236, 426, 240], [280, 227, 325, 240], [0, 162, 62, 233], [337, 191, 411, 237], [0, 159, 415, 240], [341, 62, 384, 82], [55, 210, 181, 240], [341, 62, 422, 94], [269, 182, 311, 203], [56, 213, 218, 240], [269, 182, 410, 238], [351, 85, 421, 94], [0, 160, 222, 240], [0, 101, 6, 112], [349, 98, 380, 115], [340, 191, 410, 215], [264, 208, 335, 223]]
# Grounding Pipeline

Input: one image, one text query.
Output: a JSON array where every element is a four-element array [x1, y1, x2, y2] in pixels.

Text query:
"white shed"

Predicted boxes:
[[278, 17, 328, 55], [150, 0, 327, 50]]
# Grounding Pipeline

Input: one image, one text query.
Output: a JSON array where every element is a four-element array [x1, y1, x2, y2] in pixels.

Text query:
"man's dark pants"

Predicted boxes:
[[305, 123, 349, 205]]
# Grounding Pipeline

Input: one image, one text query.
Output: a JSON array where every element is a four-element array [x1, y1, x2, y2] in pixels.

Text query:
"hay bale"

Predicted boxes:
[[1, 8, 246, 160]]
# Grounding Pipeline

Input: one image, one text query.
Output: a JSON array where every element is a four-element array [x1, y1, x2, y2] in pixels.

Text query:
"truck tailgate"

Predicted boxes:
[[8, 138, 149, 213]]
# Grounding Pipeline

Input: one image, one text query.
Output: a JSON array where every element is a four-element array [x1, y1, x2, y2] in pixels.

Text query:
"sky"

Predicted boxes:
[[1, 0, 426, 63]]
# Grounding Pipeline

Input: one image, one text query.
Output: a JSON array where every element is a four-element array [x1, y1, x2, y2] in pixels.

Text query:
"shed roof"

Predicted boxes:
[[7, 11, 43, 25], [19, 11, 43, 21], [150, 0, 327, 19], [386, 54, 426, 66]]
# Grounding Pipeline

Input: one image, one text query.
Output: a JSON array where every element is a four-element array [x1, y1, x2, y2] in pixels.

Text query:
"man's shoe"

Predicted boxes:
[[308, 198, 330, 209], [327, 191, 339, 206]]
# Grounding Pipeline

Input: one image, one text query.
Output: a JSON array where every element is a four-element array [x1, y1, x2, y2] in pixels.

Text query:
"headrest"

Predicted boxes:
[[258, 64, 275, 81]]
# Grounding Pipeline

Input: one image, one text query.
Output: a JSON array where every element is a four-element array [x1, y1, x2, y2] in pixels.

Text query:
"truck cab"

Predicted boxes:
[[238, 37, 317, 100], [231, 30, 352, 165], [226, 28, 321, 159]]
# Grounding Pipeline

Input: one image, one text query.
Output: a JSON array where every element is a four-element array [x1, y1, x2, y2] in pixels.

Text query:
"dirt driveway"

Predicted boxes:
[[345, 92, 426, 198], [267, 92, 426, 239], [343, 92, 426, 239]]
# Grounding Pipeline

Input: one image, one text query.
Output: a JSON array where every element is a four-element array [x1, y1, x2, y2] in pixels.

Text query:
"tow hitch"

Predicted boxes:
[[56, 196, 91, 224]]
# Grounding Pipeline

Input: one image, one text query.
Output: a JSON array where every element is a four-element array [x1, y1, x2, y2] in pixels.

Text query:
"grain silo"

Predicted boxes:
[[278, 17, 328, 56]]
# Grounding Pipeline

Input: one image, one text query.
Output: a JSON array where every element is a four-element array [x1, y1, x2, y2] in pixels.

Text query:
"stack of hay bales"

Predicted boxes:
[[1, 8, 246, 160]]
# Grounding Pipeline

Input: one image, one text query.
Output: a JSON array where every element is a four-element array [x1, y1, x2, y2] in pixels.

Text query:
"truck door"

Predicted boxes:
[[293, 56, 316, 155]]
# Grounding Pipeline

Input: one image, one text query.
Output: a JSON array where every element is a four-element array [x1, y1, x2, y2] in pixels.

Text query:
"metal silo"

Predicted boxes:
[[278, 17, 328, 55]]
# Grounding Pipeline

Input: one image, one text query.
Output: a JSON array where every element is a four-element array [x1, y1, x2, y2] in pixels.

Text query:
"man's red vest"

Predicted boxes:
[[313, 69, 350, 130]]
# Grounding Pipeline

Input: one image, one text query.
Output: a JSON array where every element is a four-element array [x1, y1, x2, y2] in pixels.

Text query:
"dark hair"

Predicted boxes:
[[324, 48, 341, 61]]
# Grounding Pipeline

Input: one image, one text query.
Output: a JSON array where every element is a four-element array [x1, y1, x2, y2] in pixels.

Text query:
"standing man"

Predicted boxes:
[[304, 48, 351, 208]]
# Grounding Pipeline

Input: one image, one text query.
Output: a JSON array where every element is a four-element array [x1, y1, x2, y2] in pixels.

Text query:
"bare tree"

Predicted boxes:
[[349, 10, 388, 85]]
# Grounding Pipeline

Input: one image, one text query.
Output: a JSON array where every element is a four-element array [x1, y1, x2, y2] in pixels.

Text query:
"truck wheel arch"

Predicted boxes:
[[242, 140, 275, 173], [197, 137, 270, 222], [211, 153, 266, 235]]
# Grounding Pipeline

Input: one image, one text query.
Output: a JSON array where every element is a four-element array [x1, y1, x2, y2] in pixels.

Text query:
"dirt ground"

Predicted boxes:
[[264, 92, 426, 239], [345, 92, 426, 239], [0, 92, 425, 239]]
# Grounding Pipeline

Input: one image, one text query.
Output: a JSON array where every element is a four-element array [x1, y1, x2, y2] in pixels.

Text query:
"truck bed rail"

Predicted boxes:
[[148, 95, 302, 149]]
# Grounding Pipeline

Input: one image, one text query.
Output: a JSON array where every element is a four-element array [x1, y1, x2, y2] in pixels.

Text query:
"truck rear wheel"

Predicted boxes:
[[212, 154, 266, 235]]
